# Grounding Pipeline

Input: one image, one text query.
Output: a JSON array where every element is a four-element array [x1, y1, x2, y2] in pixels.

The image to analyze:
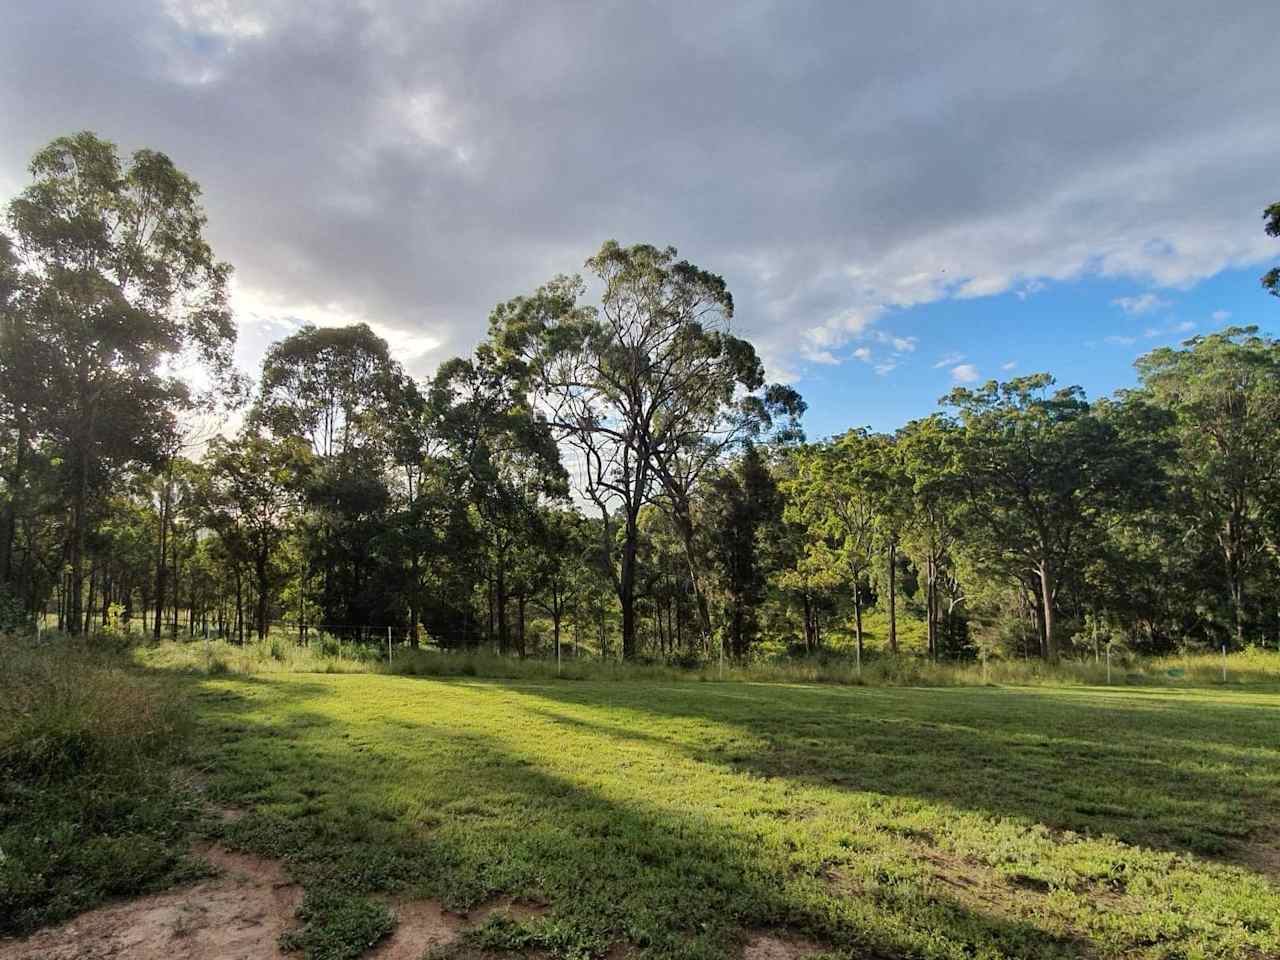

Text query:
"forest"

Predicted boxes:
[[3, 131, 1280, 670]]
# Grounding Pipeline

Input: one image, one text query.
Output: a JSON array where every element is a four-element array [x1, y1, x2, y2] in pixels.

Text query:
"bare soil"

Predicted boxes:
[[741, 932, 829, 960], [0, 846, 301, 960], [0, 843, 560, 960]]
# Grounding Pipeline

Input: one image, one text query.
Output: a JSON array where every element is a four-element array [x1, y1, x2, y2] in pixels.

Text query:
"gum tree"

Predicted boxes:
[[5, 132, 235, 632]]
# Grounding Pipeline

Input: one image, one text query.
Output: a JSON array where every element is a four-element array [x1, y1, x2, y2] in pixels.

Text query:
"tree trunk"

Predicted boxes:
[[620, 513, 639, 660], [408, 555, 420, 648], [852, 578, 863, 662], [68, 456, 89, 636], [496, 562, 509, 655], [517, 593, 527, 658], [925, 556, 936, 659], [171, 535, 180, 639], [152, 467, 171, 642], [83, 566, 96, 636], [553, 599, 562, 664], [256, 548, 269, 640], [887, 540, 898, 654], [672, 505, 713, 641], [1039, 559, 1059, 663], [233, 565, 244, 645]]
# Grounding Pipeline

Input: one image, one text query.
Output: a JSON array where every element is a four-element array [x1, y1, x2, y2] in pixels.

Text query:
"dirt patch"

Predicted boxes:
[[1240, 838, 1280, 883], [366, 899, 464, 960], [742, 932, 828, 960], [0, 846, 301, 960], [0, 845, 559, 960]]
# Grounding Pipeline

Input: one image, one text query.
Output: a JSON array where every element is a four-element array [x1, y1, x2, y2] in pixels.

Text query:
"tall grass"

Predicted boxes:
[[136, 634, 1280, 688], [0, 633, 202, 935]]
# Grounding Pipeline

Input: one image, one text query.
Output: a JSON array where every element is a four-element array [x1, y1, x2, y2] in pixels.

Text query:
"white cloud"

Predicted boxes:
[[934, 352, 966, 369], [1001, 360, 1017, 371], [4, 0, 1277, 386], [1112, 293, 1169, 315], [951, 363, 980, 383], [800, 347, 839, 365], [1104, 335, 1138, 346], [955, 274, 1011, 299], [878, 333, 918, 353], [1211, 309, 1231, 322]]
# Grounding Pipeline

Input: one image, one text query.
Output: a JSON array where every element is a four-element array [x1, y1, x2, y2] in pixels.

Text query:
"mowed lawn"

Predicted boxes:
[[194, 674, 1280, 960]]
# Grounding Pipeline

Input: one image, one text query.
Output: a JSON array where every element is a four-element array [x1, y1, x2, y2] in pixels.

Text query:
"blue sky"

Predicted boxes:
[[794, 266, 1278, 438]]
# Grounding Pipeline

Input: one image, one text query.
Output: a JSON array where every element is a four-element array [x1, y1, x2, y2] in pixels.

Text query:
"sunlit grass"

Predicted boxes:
[[190, 670, 1280, 959], [138, 633, 1280, 690]]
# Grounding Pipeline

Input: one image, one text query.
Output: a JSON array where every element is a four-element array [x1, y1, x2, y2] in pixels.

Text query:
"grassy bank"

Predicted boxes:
[[137, 633, 1280, 689], [0, 635, 204, 935], [193, 671, 1279, 959]]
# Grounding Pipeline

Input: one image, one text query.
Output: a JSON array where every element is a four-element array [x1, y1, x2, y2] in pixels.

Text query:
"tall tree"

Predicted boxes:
[[945, 375, 1166, 661], [701, 444, 784, 660], [896, 416, 965, 659], [783, 432, 881, 663], [254, 323, 411, 627], [204, 431, 309, 640], [1136, 328, 1280, 646], [494, 242, 798, 659], [430, 346, 566, 654], [5, 132, 235, 633]]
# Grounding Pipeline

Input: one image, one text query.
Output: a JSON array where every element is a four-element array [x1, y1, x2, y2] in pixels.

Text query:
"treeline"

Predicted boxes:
[[3, 132, 1279, 663]]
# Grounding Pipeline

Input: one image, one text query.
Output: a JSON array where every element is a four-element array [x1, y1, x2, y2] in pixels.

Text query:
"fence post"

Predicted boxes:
[[1106, 643, 1112, 685], [1222, 644, 1227, 683], [387, 626, 393, 666]]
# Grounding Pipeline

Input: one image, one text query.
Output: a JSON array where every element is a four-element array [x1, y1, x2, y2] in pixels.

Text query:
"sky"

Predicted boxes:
[[2, 0, 1278, 440]]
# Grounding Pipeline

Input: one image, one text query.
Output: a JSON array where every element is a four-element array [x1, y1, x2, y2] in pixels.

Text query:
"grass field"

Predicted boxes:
[[177, 670, 1280, 960]]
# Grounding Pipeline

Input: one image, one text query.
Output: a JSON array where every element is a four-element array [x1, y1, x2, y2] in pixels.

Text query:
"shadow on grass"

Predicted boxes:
[[189, 674, 1099, 960], [499, 679, 1280, 859]]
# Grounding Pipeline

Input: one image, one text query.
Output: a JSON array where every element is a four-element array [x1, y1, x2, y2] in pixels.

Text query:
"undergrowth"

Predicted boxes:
[[0, 633, 203, 935], [136, 634, 1280, 689]]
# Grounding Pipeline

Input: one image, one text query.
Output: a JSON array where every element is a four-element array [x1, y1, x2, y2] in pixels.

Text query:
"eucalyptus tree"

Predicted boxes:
[[944, 375, 1166, 661], [1136, 328, 1280, 646], [203, 431, 310, 640], [530, 506, 594, 663], [700, 444, 785, 660], [430, 345, 566, 653], [254, 322, 413, 627], [4, 132, 236, 632], [896, 415, 965, 658], [783, 431, 881, 661], [493, 241, 799, 659]]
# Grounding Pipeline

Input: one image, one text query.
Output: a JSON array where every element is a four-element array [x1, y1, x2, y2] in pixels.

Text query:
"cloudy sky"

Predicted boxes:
[[3, 0, 1278, 437]]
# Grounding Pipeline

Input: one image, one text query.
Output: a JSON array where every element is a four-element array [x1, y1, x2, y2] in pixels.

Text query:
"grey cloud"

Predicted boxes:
[[2, 0, 1276, 379]]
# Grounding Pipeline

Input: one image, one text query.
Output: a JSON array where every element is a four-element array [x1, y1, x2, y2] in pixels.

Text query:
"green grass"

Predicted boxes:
[[0, 636, 206, 935], [181, 669, 1280, 960]]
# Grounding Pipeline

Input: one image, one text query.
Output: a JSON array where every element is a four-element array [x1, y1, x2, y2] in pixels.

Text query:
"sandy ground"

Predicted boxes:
[[741, 932, 830, 960], [0, 843, 823, 960], [0, 845, 562, 960], [0, 846, 301, 960]]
